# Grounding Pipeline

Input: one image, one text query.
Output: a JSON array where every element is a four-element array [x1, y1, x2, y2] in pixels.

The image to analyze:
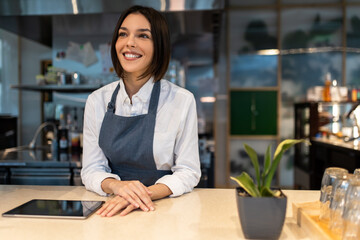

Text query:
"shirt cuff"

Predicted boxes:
[[155, 174, 185, 197], [85, 172, 120, 196]]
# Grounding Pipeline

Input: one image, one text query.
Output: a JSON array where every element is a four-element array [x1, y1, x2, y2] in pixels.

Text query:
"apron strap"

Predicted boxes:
[[107, 83, 120, 113], [148, 81, 161, 115]]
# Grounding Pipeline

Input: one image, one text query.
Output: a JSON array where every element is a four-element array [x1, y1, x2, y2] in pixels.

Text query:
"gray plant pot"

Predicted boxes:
[[235, 187, 287, 239]]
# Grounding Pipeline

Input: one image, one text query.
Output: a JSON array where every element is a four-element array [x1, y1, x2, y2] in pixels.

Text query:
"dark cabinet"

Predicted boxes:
[[294, 102, 318, 189], [0, 116, 17, 150], [309, 140, 360, 189], [0, 168, 9, 184], [294, 101, 360, 189]]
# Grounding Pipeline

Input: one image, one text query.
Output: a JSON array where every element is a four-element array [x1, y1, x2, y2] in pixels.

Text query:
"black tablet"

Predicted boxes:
[[2, 199, 104, 219]]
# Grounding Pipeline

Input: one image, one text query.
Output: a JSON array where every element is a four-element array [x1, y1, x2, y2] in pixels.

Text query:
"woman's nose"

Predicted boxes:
[[126, 35, 136, 48]]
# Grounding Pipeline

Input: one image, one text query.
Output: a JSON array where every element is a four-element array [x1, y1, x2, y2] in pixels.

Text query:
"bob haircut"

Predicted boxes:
[[110, 5, 171, 82]]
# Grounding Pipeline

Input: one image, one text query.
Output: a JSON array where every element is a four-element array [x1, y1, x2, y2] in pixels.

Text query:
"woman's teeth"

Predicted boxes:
[[124, 53, 141, 58]]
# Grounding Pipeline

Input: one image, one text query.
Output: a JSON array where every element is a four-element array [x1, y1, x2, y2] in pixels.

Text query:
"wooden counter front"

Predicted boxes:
[[0, 185, 319, 240]]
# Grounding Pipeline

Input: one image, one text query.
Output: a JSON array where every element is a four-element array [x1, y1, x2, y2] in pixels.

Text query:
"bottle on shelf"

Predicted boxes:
[[69, 108, 81, 153], [330, 79, 341, 102], [323, 72, 331, 102], [351, 86, 357, 102], [58, 113, 69, 153]]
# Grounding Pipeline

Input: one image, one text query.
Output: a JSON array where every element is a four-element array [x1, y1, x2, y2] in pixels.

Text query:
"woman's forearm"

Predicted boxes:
[[101, 178, 118, 194], [148, 183, 172, 200]]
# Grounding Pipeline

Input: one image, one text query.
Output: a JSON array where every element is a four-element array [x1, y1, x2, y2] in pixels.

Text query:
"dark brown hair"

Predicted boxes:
[[111, 5, 170, 82]]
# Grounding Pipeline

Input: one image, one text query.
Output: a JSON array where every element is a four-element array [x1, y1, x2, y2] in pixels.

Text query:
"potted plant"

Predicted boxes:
[[230, 139, 306, 239]]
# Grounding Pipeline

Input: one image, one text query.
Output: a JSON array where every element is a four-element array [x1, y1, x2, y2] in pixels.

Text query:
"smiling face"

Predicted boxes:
[[115, 13, 154, 81]]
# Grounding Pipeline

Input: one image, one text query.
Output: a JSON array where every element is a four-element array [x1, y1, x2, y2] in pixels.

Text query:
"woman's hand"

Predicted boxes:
[[98, 181, 173, 217], [97, 195, 137, 217], [101, 178, 155, 212]]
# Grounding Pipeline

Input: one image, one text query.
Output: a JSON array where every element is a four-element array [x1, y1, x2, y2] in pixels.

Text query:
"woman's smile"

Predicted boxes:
[[123, 51, 142, 60]]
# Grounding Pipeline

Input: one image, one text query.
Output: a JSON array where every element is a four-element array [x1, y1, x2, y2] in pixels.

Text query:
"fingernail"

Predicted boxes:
[[150, 207, 155, 211]]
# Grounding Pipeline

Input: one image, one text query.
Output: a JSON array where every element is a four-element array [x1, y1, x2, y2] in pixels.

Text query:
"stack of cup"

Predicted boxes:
[[319, 167, 360, 239], [319, 167, 348, 222], [328, 173, 351, 234], [342, 170, 360, 240]]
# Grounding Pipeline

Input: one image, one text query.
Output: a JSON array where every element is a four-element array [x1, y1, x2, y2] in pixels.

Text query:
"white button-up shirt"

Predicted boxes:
[[81, 78, 201, 197]]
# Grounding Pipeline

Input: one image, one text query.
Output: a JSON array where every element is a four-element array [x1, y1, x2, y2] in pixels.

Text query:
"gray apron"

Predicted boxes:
[[98, 80, 171, 186]]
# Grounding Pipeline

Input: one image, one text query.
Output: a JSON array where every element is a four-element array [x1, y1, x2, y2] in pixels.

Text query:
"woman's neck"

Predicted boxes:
[[123, 75, 151, 100]]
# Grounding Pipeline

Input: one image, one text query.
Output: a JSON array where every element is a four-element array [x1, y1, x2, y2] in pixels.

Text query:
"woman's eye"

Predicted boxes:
[[139, 34, 150, 39], [118, 32, 127, 37]]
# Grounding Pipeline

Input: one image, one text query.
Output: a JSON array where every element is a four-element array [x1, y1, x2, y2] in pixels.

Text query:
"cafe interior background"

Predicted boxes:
[[1, 0, 360, 189]]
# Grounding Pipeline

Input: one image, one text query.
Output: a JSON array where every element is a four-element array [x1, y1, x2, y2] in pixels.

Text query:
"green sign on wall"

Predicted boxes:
[[230, 91, 277, 135]]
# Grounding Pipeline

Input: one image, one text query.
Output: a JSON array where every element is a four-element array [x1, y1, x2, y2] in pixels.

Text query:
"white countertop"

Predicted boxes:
[[0, 185, 320, 240]]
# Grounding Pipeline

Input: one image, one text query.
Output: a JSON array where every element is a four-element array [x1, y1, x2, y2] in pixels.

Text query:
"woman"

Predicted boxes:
[[81, 5, 201, 217]]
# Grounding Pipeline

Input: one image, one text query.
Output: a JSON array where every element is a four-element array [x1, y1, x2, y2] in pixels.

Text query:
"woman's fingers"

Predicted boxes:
[[97, 196, 131, 217], [123, 183, 154, 211], [97, 200, 116, 216], [106, 200, 131, 217], [96, 201, 111, 215], [116, 181, 155, 212], [119, 204, 137, 216], [121, 187, 149, 211], [96, 194, 154, 217]]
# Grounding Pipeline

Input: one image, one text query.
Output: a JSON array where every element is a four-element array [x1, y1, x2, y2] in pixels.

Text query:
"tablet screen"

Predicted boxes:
[[2, 199, 104, 219]]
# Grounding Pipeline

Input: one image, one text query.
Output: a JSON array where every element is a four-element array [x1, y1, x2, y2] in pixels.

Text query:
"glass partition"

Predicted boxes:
[[346, 6, 360, 86], [229, 10, 278, 87], [281, 7, 342, 49]]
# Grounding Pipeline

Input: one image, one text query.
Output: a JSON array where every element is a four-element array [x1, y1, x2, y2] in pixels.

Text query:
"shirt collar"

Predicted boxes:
[[119, 77, 155, 105]]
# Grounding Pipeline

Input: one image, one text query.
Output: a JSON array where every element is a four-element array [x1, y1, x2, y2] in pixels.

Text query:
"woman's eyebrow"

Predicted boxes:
[[119, 27, 151, 33], [137, 28, 151, 33]]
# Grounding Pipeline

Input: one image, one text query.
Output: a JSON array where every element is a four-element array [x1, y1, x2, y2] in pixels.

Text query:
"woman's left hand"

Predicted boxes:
[[96, 195, 138, 217]]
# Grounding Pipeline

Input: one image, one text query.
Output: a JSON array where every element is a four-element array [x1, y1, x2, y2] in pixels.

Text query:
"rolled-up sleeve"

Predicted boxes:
[[155, 95, 201, 197], [81, 92, 120, 196]]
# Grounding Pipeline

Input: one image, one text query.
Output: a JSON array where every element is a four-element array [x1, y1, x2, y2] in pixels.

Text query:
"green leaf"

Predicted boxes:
[[243, 144, 260, 186], [264, 139, 307, 188], [259, 186, 277, 197], [273, 139, 307, 162], [262, 144, 272, 186], [264, 152, 283, 188], [230, 173, 261, 197]]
